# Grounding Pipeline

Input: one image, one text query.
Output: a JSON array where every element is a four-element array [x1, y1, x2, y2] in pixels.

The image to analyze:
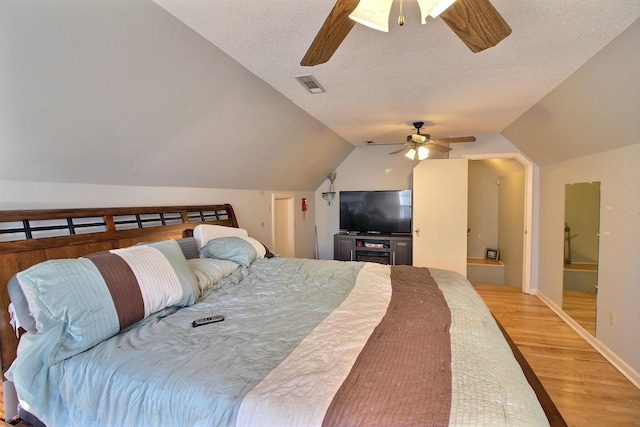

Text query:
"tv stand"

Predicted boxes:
[[334, 234, 412, 266]]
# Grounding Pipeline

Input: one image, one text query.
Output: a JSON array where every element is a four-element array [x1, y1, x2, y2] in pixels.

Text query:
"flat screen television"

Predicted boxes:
[[339, 190, 412, 235]]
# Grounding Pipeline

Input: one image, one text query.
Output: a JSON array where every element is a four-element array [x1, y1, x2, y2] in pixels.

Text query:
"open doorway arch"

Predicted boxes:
[[463, 153, 534, 294], [272, 194, 295, 257]]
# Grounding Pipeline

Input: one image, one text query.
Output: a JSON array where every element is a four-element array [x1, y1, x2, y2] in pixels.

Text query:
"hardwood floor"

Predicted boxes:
[[562, 289, 596, 335], [474, 284, 640, 427]]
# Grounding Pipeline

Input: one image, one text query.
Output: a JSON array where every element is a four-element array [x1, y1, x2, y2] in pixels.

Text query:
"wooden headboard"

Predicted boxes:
[[0, 204, 238, 375]]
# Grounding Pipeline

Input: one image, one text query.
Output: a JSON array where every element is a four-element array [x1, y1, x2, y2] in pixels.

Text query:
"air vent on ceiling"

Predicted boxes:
[[294, 74, 325, 94]]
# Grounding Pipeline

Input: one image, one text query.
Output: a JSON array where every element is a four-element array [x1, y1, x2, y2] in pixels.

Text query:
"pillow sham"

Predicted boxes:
[[200, 236, 257, 267], [188, 258, 239, 292], [193, 224, 248, 249], [14, 239, 199, 364]]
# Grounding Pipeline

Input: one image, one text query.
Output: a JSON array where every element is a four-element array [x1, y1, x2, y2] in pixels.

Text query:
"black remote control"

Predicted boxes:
[[192, 315, 224, 327]]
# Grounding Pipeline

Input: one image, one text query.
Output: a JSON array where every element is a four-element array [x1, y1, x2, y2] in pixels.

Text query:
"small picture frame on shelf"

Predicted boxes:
[[485, 248, 500, 261]]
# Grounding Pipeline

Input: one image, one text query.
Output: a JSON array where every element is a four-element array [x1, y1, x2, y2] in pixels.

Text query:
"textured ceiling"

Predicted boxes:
[[153, 0, 640, 148]]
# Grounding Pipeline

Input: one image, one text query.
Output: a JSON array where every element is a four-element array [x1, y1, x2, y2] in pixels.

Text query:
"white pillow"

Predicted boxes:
[[193, 224, 268, 259], [193, 224, 248, 249], [241, 236, 267, 259], [188, 258, 239, 292]]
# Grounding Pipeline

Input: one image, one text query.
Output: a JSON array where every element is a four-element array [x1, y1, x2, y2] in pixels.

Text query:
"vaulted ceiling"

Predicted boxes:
[[1, 1, 638, 192], [154, 1, 639, 151]]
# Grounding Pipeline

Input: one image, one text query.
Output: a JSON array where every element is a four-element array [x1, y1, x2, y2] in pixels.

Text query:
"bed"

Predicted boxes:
[[0, 204, 557, 426]]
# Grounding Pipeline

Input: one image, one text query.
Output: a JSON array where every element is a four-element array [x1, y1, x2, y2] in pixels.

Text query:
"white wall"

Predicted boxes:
[[499, 171, 525, 287], [467, 161, 499, 258], [0, 1, 352, 192], [538, 143, 640, 376], [0, 180, 317, 259]]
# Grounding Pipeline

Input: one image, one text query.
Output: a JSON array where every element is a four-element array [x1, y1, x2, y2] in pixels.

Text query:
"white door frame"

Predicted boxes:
[[272, 193, 295, 257], [462, 152, 534, 294]]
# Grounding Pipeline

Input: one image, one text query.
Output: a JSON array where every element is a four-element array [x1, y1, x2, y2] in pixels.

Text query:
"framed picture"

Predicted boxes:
[[485, 248, 500, 261]]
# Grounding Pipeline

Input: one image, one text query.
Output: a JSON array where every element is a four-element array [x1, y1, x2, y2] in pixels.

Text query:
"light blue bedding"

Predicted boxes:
[[8, 257, 549, 427], [8, 258, 364, 427]]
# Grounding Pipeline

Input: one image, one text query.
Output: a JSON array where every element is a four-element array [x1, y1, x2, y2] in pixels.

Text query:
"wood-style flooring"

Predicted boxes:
[[2, 286, 638, 426], [474, 284, 640, 427], [562, 289, 597, 335]]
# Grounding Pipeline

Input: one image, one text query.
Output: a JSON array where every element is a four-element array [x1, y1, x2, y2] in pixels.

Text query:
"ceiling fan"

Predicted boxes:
[[301, 0, 512, 66], [389, 121, 476, 160]]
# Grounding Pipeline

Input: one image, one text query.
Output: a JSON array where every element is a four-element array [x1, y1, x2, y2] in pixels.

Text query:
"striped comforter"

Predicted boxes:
[[8, 258, 548, 426]]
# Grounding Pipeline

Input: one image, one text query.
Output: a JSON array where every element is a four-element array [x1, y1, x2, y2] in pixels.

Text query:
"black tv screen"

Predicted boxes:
[[339, 190, 412, 234]]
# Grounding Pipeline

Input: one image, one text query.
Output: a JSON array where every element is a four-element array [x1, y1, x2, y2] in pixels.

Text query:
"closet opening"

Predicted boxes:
[[465, 153, 533, 294]]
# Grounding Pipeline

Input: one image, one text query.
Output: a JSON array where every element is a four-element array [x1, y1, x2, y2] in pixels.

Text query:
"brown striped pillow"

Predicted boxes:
[[14, 239, 199, 364]]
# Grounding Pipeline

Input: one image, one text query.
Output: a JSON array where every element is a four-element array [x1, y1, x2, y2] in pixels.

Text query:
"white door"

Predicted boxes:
[[412, 159, 468, 276], [273, 195, 295, 257]]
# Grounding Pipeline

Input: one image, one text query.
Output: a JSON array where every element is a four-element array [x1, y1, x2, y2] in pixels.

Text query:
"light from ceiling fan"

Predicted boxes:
[[405, 146, 429, 160], [349, 0, 393, 32], [417, 0, 457, 20], [417, 146, 430, 159], [349, 0, 457, 32], [405, 148, 416, 160]]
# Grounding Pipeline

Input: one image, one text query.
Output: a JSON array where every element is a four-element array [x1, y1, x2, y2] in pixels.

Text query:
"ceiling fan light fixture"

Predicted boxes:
[[405, 148, 417, 160], [416, 0, 436, 22], [417, 145, 430, 160], [348, 0, 393, 32], [429, 0, 457, 18], [417, 0, 457, 22]]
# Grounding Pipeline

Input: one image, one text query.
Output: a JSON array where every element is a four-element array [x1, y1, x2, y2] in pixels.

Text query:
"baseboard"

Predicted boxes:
[[536, 291, 640, 389]]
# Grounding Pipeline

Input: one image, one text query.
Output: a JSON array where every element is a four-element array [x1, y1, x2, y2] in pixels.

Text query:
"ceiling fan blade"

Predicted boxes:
[[300, 0, 360, 66], [389, 146, 410, 155], [427, 143, 452, 153], [434, 136, 477, 143], [439, 0, 512, 53]]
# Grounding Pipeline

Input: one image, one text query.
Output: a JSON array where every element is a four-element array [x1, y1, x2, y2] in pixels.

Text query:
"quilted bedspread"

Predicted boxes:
[[8, 257, 548, 426]]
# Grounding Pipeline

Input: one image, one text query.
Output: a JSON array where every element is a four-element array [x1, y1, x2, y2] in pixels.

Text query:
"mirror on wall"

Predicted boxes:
[[562, 181, 600, 336]]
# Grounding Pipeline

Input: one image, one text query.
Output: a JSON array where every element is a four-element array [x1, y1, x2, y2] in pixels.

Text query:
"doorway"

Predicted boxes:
[[272, 194, 295, 257], [464, 153, 533, 294]]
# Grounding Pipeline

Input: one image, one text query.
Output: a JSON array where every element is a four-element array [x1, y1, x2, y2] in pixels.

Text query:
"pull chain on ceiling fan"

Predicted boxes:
[[301, 0, 512, 66], [351, 0, 456, 32], [398, 0, 405, 26]]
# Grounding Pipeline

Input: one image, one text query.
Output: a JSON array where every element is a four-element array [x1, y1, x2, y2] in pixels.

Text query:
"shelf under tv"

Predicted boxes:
[[334, 233, 412, 266]]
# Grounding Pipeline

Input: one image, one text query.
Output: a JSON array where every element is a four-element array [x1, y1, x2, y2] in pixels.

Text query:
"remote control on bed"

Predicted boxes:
[[192, 315, 224, 327]]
